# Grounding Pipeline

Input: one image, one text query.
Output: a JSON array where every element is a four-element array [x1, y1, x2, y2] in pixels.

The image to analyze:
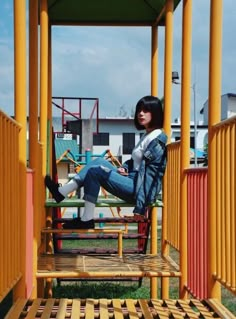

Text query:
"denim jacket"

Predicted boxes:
[[122, 131, 167, 215]]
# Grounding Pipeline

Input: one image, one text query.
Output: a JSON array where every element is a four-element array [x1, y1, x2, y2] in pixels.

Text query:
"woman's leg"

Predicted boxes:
[[73, 157, 117, 187], [81, 166, 136, 221], [45, 157, 117, 202], [63, 166, 136, 229]]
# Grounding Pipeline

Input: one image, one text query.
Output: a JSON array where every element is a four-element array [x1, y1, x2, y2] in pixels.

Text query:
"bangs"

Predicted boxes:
[[136, 103, 152, 113]]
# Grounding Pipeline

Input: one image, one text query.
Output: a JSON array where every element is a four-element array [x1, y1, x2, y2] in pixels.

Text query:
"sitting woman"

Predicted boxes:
[[45, 95, 167, 229]]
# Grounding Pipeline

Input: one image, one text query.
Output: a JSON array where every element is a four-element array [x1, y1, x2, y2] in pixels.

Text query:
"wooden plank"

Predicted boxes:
[[5, 298, 236, 318], [112, 299, 124, 319], [190, 299, 215, 318], [41, 298, 56, 319], [151, 299, 169, 318], [138, 299, 155, 319], [56, 299, 68, 319], [99, 299, 109, 319], [71, 299, 81, 319], [205, 299, 236, 319], [176, 300, 199, 318], [4, 298, 28, 319], [85, 299, 95, 319], [125, 299, 139, 319], [25, 299, 42, 319], [163, 300, 184, 319]]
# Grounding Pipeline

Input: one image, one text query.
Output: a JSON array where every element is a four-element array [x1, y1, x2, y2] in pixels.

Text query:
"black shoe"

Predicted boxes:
[[63, 218, 95, 229], [45, 175, 65, 203]]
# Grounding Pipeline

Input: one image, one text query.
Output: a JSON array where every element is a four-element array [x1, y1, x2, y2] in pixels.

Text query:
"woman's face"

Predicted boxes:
[[137, 108, 152, 129]]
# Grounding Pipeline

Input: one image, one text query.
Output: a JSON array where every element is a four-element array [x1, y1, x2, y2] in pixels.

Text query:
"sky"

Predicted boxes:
[[0, 1, 236, 121]]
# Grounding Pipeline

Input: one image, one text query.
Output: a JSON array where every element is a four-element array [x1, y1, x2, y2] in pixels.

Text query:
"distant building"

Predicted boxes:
[[200, 93, 236, 125], [52, 116, 208, 174]]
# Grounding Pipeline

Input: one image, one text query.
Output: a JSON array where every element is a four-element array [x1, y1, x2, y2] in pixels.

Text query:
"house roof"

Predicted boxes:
[[55, 139, 79, 163], [42, 0, 181, 26], [200, 92, 236, 114]]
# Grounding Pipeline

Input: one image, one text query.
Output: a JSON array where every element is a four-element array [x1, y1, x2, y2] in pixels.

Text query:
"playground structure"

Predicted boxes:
[[1, 0, 236, 318]]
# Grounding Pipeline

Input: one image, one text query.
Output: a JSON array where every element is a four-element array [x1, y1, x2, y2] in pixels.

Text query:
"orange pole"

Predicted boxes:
[[48, 24, 52, 175], [162, 0, 174, 299], [13, 0, 27, 299], [179, 0, 192, 299], [150, 25, 158, 299], [40, 0, 49, 176], [29, 0, 39, 298], [207, 0, 222, 299], [151, 26, 158, 96]]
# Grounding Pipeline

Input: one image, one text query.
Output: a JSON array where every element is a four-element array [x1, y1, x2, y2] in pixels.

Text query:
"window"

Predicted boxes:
[[93, 133, 109, 145], [190, 136, 195, 149], [123, 133, 135, 154]]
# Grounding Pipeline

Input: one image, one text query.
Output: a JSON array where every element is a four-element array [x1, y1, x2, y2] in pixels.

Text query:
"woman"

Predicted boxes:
[[45, 95, 167, 229]]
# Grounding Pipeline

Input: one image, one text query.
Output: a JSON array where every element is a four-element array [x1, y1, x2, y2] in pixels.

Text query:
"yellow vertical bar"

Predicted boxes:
[[161, 0, 174, 299], [179, 0, 192, 299], [216, 130, 221, 277], [13, 0, 27, 299], [40, 0, 49, 176], [163, 0, 173, 138], [207, 0, 222, 299], [230, 123, 235, 288], [221, 129, 225, 283], [48, 24, 52, 175], [225, 126, 231, 286], [151, 26, 158, 96], [150, 23, 159, 300], [29, 0, 39, 298], [118, 232, 122, 258], [0, 113, 2, 295]]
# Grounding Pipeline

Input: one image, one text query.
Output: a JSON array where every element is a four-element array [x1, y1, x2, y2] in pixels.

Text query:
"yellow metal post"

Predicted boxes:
[[150, 25, 158, 298], [161, 0, 174, 299], [179, 0, 192, 299], [29, 0, 39, 298], [151, 26, 158, 96], [207, 0, 222, 299], [48, 25, 52, 175], [13, 0, 27, 298], [40, 0, 49, 176]]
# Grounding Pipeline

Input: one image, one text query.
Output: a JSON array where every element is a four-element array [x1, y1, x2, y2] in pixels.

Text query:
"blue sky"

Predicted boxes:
[[0, 1, 236, 121]]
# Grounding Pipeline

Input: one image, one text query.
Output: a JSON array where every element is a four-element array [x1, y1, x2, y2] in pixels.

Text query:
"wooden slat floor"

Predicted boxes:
[[5, 298, 235, 318], [37, 254, 181, 279]]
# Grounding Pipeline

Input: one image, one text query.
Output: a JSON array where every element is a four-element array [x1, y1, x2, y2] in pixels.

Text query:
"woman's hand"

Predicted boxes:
[[117, 167, 128, 176]]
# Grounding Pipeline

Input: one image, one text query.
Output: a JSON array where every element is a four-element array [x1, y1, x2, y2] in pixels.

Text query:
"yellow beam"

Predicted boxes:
[[13, 0, 27, 299], [179, 0, 192, 299], [40, 0, 49, 176], [151, 26, 158, 96], [162, 0, 174, 299], [29, 0, 39, 298], [207, 0, 223, 299]]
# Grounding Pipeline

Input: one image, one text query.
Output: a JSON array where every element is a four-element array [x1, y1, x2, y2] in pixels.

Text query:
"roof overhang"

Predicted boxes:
[[44, 0, 181, 27]]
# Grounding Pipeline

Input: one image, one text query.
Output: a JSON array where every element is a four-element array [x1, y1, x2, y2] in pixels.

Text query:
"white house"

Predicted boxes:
[[201, 93, 236, 125], [52, 116, 208, 167]]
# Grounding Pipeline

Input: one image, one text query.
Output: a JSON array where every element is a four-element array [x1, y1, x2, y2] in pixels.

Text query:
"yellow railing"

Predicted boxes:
[[0, 111, 22, 302], [164, 141, 181, 251], [213, 116, 236, 294]]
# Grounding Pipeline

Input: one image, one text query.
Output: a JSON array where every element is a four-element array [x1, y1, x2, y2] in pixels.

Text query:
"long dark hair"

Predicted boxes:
[[134, 95, 164, 130]]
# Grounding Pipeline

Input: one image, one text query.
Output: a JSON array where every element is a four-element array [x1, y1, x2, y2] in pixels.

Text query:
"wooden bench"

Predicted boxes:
[[45, 197, 163, 208], [6, 298, 235, 318]]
